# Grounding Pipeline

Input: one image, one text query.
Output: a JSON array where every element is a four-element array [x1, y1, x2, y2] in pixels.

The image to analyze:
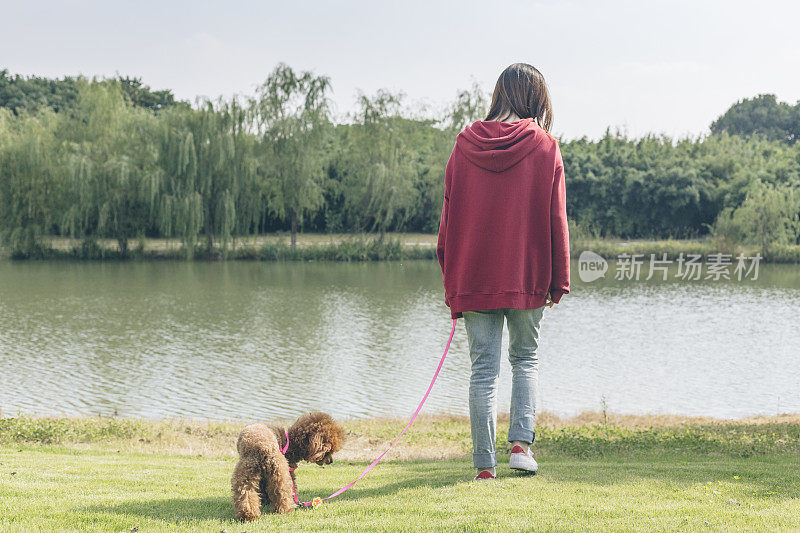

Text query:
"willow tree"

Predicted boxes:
[[401, 113, 456, 233], [443, 80, 489, 134], [339, 89, 418, 242], [156, 96, 260, 257], [59, 80, 162, 257], [0, 108, 63, 255], [156, 106, 203, 257], [251, 62, 332, 247], [713, 179, 800, 254], [184, 99, 241, 252], [222, 97, 262, 244]]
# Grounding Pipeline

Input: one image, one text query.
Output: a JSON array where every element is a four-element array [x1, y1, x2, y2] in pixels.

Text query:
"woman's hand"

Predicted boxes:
[[545, 292, 555, 308]]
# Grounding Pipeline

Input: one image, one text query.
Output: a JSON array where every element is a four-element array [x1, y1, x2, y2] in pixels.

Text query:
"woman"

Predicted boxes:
[[436, 63, 570, 481]]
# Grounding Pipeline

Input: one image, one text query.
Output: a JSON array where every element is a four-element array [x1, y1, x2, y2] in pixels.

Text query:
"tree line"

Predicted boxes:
[[1, 64, 799, 258]]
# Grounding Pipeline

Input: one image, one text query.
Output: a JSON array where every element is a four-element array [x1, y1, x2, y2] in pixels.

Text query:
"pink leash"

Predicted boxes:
[[281, 429, 290, 455], [286, 317, 458, 508]]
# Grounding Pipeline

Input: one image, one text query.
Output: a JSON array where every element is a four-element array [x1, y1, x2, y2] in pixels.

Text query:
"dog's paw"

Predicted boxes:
[[236, 507, 261, 522], [273, 500, 296, 515]]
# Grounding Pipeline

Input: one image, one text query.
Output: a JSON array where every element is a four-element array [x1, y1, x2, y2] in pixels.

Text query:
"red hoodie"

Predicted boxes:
[[436, 118, 570, 319]]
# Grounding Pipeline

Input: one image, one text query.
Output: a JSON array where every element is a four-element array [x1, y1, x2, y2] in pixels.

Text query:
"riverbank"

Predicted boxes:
[[1, 233, 437, 262], [3, 411, 800, 459], [2, 412, 799, 530], [571, 237, 800, 264], [3, 233, 800, 263]]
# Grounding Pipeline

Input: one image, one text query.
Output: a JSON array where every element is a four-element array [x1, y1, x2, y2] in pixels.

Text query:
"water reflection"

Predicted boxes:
[[0, 260, 797, 420]]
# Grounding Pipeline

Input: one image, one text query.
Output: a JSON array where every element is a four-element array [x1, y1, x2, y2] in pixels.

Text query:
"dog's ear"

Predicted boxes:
[[307, 432, 331, 463]]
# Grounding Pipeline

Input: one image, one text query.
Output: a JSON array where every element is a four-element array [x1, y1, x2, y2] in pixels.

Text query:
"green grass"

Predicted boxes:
[[2, 446, 799, 532], [2, 413, 800, 531]]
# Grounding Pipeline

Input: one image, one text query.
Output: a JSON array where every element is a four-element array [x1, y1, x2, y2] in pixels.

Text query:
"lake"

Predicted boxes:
[[0, 258, 798, 421]]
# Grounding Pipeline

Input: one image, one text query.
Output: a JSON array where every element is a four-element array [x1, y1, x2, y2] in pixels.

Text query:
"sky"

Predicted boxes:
[[2, 0, 799, 140]]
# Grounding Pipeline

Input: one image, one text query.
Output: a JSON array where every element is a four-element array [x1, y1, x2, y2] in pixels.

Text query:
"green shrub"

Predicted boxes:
[[0, 416, 146, 445]]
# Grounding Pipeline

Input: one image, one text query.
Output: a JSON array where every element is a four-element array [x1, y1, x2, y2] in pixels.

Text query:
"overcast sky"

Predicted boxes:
[[3, 0, 799, 140]]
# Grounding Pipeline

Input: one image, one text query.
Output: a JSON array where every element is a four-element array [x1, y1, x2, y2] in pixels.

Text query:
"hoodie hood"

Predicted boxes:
[[455, 118, 547, 173]]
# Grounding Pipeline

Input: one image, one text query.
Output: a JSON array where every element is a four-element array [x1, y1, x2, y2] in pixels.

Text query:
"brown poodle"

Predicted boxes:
[[231, 411, 345, 521]]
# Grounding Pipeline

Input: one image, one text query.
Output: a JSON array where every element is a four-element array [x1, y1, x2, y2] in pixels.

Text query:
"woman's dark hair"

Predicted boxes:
[[484, 63, 553, 132]]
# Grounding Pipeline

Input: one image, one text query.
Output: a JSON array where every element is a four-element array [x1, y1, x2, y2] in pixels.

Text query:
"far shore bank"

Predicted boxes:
[[2, 233, 799, 263]]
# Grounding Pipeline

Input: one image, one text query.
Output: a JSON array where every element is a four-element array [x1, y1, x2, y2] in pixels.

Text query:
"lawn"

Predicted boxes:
[[1, 413, 799, 531]]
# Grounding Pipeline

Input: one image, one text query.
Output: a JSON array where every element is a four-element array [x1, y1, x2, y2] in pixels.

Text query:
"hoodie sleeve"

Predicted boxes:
[[436, 149, 455, 277], [549, 143, 570, 303]]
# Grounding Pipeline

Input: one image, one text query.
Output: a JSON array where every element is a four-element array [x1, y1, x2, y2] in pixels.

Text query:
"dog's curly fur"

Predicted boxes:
[[231, 411, 345, 521]]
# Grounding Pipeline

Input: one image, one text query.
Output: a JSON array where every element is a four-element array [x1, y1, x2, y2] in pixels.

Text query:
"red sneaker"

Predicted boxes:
[[473, 468, 496, 481]]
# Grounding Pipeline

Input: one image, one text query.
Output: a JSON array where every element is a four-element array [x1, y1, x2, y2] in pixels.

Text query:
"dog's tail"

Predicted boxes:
[[236, 423, 280, 461]]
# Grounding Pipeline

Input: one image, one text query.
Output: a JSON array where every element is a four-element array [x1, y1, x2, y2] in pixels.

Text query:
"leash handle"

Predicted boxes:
[[298, 317, 458, 508]]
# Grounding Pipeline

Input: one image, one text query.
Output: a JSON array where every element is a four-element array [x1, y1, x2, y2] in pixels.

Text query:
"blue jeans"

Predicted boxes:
[[462, 306, 544, 469]]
